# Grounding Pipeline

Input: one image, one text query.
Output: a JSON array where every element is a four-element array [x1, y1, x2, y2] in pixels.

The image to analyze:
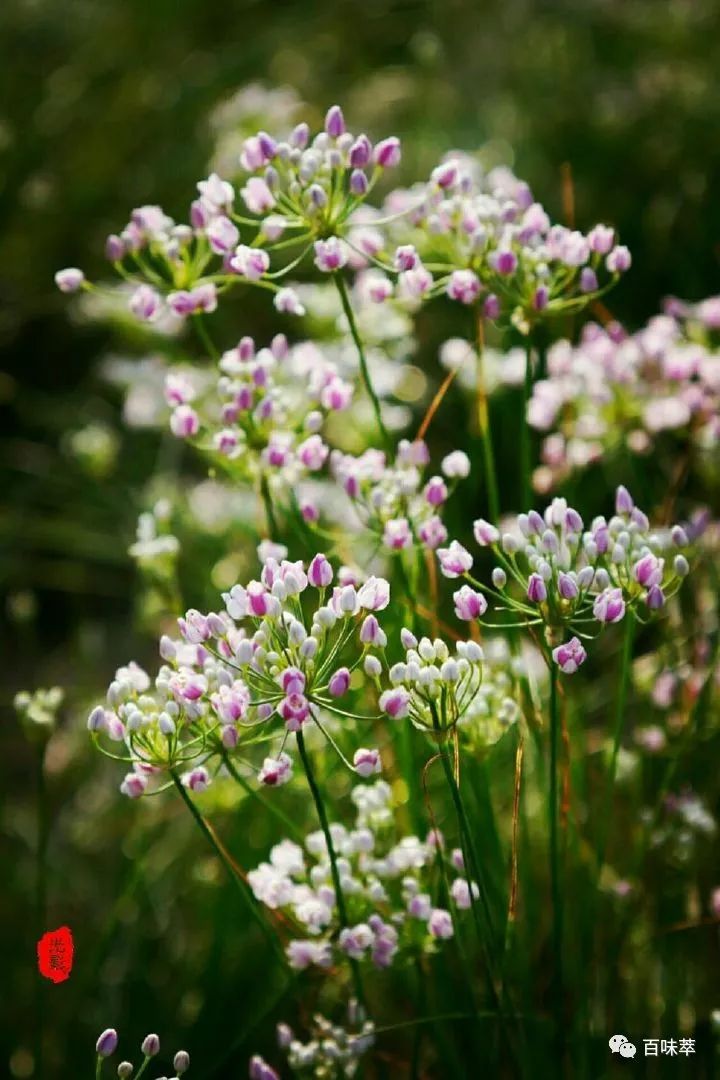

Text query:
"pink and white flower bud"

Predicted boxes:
[[183, 767, 210, 793], [170, 405, 200, 438], [325, 104, 345, 138], [552, 637, 587, 675], [141, 1034, 160, 1057], [258, 752, 293, 786], [383, 517, 412, 550], [588, 224, 615, 254], [353, 747, 381, 777], [274, 288, 306, 316], [606, 245, 631, 273], [206, 215, 239, 254], [527, 573, 547, 603], [473, 519, 500, 546], [593, 587, 625, 624], [373, 136, 401, 168], [328, 667, 351, 697], [453, 585, 487, 621], [360, 614, 387, 646], [130, 284, 161, 321], [308, 553, 333, 588], [55, 267, 85, 293], [379, 687, 411, 719], [297, 434, 328, 471], [442, 450, 470, 478], [447, 269, 481, 304], [95, 1029, 118, 1057], [229, 245, 270, 280], [314, 237, 348, 272], [357, 576, 390, 611], [428, 908, 454, 939], [241, 177, 275, 214], [437, 540, 473, 578]]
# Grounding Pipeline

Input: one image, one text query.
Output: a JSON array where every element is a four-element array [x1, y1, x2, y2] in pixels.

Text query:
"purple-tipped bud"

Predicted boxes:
[[453, 585, 488, 621], [483, 293, 501, 319], [349, 135, 372, 167], [290, 122, 310, 149], [606, 245, 631, 273], [96, 1029, 118, 1058], [580, 267, 598, 293], [55, 267, 85, 293], [552, 637, 587, 675], [173, 1050, 190, 1074], [325, 105, 346, 138], [308, 553, 333, 588], [105, 234, 125, 261], [141, 1034, 160, 1057], [646, 584, 666, 609], [349, 169, 368, 196], [373, 136, 401, 168], [353, 747, 382, 777], [533, 284, 549, 311], [558, 572, 579, 600], [527, 573, 547, 604], [249, 1056, 280, 1080], [328, 667, 351, 698], [615, 485, 634, 514]]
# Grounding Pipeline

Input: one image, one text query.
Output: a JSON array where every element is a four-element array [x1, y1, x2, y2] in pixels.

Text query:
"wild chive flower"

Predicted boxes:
[[528, 312, 720, 492], [164, 332, 353, 488], [87, 553, 390, 791], [250, 1003, 375, 1078], [378, 630, 484, 734], [460, 487, 690, 672], [247, 781, 478, 969], [331, 439, 469, 553], [380, 152, 629, 330]]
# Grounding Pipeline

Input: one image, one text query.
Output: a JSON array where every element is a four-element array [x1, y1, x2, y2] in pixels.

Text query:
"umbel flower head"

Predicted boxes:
[[87, 549, 391, 796], [378, 628, 484, 735], [448, 486, 690, 674], [250, 1001, 375, 1080], [331, 438, 470, 553], [164, 332, 353, 494], [247, 781, 478, 971], [380, 151, 630, 330], [55, 105, 403, 327], [528, 310, 720, 492]]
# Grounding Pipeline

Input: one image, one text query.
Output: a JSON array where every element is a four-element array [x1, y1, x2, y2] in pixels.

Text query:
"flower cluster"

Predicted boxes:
[[330, 439, 470, 552], [378, 628, 485, 733], [528, 313, 720, 492], [454, 637, 527, 752], [165, 332, 354, 496], [94, 1028, 189, 1078], [87, 551, 390, 794], [380, 152, 630, 328], [444, 486, 690, 673], [248, 781, 477, 970], [250, 1002, 374, 1080]]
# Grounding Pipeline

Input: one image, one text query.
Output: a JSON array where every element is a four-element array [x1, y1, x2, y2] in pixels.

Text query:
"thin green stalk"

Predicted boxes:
[[35, 745, 48, 1080], [596, 611, 636, 874], [170, 771, 286, 965], [95, 1056, 103, 1080], [334, 272, 390, 450], [521, 341, 534, 509], [259, 472, 279, 538], [548, 662, 564, 1059], [476, 317, 500, 521], [134, 1056, 151, 1080], [192, 313, 219, 362], [295, 729, 366, 1007]]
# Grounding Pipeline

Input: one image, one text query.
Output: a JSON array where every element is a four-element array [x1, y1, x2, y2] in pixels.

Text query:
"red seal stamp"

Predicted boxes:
[[37, 926, 74, 984]]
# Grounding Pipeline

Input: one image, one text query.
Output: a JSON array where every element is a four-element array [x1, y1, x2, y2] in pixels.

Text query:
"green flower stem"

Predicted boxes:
[[35, 744, 48, 1080], [596, 611, 636, 874], [476, 316, 500, 521], [334, 272, 390, 451], [295, 728, 367, 1008], [133, 1056, 151, 1080], [259, 472, 279, 538], [521, 341, 534, 509], [95, 1056, 103, 1080], [548, 661, 564, 1058], [170, 771, 286, 966]]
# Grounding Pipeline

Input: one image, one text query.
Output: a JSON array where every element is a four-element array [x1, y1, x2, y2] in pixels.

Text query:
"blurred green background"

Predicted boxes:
[[3, 0, 720, 1076]]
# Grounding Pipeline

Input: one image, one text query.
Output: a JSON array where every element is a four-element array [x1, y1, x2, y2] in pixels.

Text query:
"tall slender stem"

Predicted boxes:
[[170, 771, 286, 965], [476, 316, 500, 521], [521, 341, 534, 509], [596, 612, 636, 874], [334, 272, 390, 451], [548, 662, 564, 1058], [259, 472, 279, 538], [35, 745, 48, 1079], [296, 729, 366, 1007]]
